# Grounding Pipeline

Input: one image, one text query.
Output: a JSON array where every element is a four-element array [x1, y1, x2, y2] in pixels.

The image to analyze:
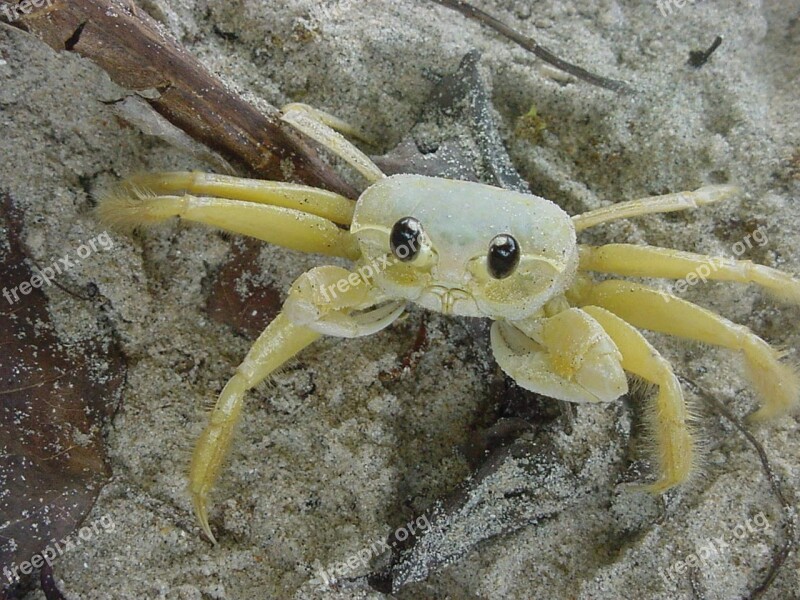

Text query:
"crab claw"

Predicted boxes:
[[192, 492, 217, 544], [188, 376, 251, 547]]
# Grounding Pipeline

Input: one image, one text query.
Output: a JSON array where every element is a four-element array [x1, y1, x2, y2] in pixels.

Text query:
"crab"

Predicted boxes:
[[98, 103, 800, 543]]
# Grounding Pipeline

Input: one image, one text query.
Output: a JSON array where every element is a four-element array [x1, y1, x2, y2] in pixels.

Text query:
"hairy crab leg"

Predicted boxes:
[[572, 279, 800, 421], [582, 306, 697, 492], [122, 171, 356, 224], [97, 185, 359, 258]]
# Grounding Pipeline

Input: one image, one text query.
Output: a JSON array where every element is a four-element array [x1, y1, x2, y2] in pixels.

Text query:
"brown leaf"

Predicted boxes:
[[0, 192, 125, 593], [204, 239, 282, 338]]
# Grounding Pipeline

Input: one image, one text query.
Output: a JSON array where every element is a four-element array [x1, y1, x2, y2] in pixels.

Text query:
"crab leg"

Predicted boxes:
[[578, 244, 800, 303], [572, 280, 800, 421], [282, 102, 374, 144], [281, 102, 385, 184], [190, 266, 404, 542], [572, 185, 739, 232], [122, 171, 356, 224], [97, 183, 360, 258], [190, 312, 320, 543], [491, 306, 694, 490], [582, 306, 696, 492]]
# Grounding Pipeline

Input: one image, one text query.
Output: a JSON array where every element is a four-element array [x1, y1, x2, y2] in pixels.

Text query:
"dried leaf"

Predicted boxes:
[[204, 239, 282, 338], [0, 193, 125, 594]]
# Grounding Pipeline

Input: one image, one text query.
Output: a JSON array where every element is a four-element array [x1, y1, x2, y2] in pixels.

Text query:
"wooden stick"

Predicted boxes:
[[1, 0, 357, 197]]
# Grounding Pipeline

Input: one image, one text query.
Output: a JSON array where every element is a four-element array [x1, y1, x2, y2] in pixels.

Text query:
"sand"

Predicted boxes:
[[1, 0, 798, 598]]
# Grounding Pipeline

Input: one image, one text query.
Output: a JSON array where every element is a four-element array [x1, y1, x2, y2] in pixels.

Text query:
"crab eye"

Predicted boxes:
[[487, 234, 520, 279], [390, 217, 423, 262]]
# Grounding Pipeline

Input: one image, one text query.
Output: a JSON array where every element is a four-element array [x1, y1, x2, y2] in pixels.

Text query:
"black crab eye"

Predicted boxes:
[[487, 234, 520, 279], [390, 217, 423, 262]]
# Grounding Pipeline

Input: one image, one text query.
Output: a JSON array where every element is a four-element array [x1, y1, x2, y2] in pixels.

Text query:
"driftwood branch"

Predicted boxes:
[[0, 0, 357, 197]]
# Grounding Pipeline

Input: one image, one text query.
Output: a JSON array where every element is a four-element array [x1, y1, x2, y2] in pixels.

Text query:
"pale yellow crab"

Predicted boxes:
[[98, 103, 800, 543]]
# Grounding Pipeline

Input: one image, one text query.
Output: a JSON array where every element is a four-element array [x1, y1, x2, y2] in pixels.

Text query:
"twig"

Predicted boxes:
[[683, 378, 796, 599], [429, 0, 632, 93], [688, 35, 723, 68]]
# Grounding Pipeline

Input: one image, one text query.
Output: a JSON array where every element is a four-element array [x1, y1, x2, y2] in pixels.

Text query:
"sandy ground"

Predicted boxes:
[[1, 0, 799, 598]]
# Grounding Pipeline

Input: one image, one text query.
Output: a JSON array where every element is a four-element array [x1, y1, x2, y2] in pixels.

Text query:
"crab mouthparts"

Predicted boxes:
[[424, 285, 475, 315]]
